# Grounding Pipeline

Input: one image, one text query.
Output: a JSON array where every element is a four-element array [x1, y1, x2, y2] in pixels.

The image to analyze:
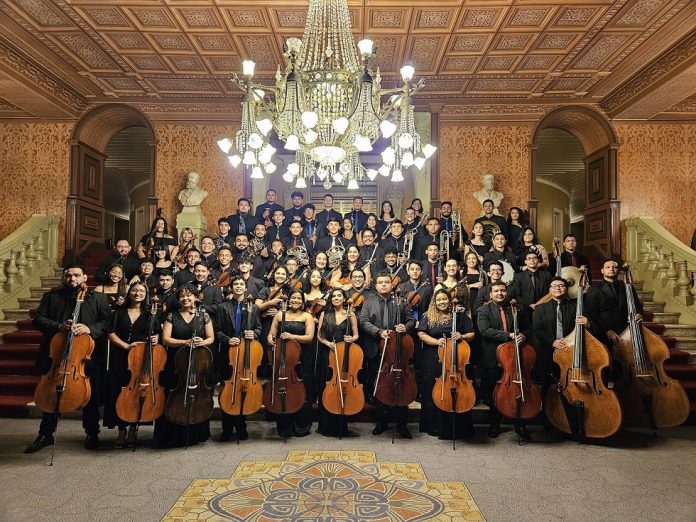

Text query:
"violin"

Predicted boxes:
[[176, 235, 197, 267], [614, 266, 689, 428], [263, 300, 305, 416], [165, 303, 214, 429], [493, 300, 541, 420], [545, 273, 622, 439], [373, 290, 417, 408], [34, 284, 94, 415], [432, 303, 476, 417], [322, 303, 364, 418], [389, 263, 408, 290], [214, 266, 236, 295], [219, 296, 264, 417], [535, 237, 561, 307], [308, 289, 332, 317], [115, 298, 167, 443], [347, 286, 366, 310], [405, 281, 427, 308]]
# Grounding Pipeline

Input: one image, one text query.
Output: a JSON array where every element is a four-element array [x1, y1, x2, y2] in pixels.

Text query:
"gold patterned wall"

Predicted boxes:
[[0, 123, 72, 246], [154, 123, 243, 235], [439, 124, 533, 234], [616, 123, 696, 245]]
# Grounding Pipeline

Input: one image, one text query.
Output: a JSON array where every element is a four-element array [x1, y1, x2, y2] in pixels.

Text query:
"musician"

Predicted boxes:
[[252, 222, 271, 252], [506, 207, 526, 250], [410, 198, 425, 223], [477, 282, 533, 439], [434, 258, 468, 306], [129, 258, 157, 291], [215, 217, 234, 248], [483, 233, 516, 273], [417, 290, 476, 439], [301, 203, 320, 244], [213, 276, 262, 441], [172, 227, 196, 270], [403, 207, 419, 233], [232, 233, 265, 276], [464, 222, 489, 261], [283, 221, 315, 260], [422, 242, 442, 287], [155, 284, 215, 448], [255, 188, 283, 228], [358, 213, 380, 246], [331, 245, 370, 291], [376, 200, 396, 240], [266, 290, 315, 438], [25, 265, 111, 453], [284, 191, 305, 225], [261, 240, 285, 281], [284, 255, 301, 280], [511, 251, 552, 311], [585, 258, 643, 347], [268, 209, 289, 242], [558, 234, 592, 284], [340, 218, 358, 246], [305, 268, 326, 305], [359, 271, 415, 438], [345, 269, 367, 309], [358, 228, 384, 273], [414, 218, 442, 260], [316, 217, 349, 253], [440, 201, 468, 246], [227, 198, 258, 238], [344, 196, 368, 233], [93, 264, 127, 310], [199, 236, 218, 269], [154, 270, 178, 316], [313, 251, 333, 283], [152, 244, 176, 281], [137, 216, 176, 260], [381, 220, 407, 258], [212, 245, 234, 283], [95, 239, 140, 284], [315, 194, 342, 232], [474, 199, 508, 240], [462, 251, 485, 314], [192, 262, 224, 311], [317, 289, 360, 437], [382, 248, 402, 278], [174, 248, 200, 288], [473, 261, 505, 316], [514, 227, 549, 270], [398, 260, 433, 327], [238, 256, 265, 298], [104, 282, 160, 448], [256, 266, 290, 352]]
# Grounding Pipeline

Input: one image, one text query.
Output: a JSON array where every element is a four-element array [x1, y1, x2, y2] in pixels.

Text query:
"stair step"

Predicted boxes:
[[2, 309, 33, 322], [682, 382, 696, 401], [16, 319, 35, 330], [0, 375, 39, 396], [632, 280, 644, 291], [643, 302, 665, 313], [644, 322, 665, 335], [0, 395, 32, 417], [636, 290, 654, 301], [0, 359, 39, 375], [2, 330, 42, 343], [662, 325, 696, 338], [0, 343, 39, 359], [40, 276, 62, 288], [667, 348, 692, 365], [665, 364, 696, 380], [674, 338, 696, 354], [29, 287, 50, 298], [651, 312, 681, 324], [17, 297, 41, 309]]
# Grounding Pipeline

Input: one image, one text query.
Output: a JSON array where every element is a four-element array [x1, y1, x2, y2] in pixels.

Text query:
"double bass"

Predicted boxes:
[[165, 303, 214, 435], [493, 301, 541, 421], [545, 274, 622, 439], [614, 266, 689, 428], [264, 301, 305, 419], [115, 297, 167, 447], [219, 296, 264, 419], [322, 303, 364, 424], [432, 301, 476, 448]]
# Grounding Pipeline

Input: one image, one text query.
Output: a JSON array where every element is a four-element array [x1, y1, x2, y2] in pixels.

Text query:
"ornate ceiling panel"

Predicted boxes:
[[0, 0, 693, 120]]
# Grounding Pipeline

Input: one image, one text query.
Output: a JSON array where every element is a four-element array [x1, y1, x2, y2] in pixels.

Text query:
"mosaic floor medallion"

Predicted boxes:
[[163, 450, 484, 521]]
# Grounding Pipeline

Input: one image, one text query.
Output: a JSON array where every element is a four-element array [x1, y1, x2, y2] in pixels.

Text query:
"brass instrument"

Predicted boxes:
[[477, 219, 501, 247], [286, 245, 310, 267], [403, 229, 416, 260], [452, 210, 462, 249], [326, 245, 346, 269], [439, 230, 451, 261], [413, 212, 429, 233], [249, 237, 266, 256]]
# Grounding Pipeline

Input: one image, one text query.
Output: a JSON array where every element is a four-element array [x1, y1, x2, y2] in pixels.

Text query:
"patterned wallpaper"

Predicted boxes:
[[616, 123, 696, 245], [154, 123, 244, 235], [0, 123, 72, 248], [439, 123, 533, 233]]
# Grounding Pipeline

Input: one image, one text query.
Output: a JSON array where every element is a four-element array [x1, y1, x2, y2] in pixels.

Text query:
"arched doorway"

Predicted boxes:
[[529, 106, 620, 257], [66, 104, 157, 259]]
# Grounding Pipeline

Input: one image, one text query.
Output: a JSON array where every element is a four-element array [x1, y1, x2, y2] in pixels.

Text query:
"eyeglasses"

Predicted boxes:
[[489, 269, 502, 273], [549, 284, 566, 289], [351, 275, 365, 280]]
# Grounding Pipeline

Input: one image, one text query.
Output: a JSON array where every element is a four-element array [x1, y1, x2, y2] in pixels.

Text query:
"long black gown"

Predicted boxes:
[[418, 312, 475, 439], [273, 320, 313, 437], [316, 320, 353, 437], [154, 311, 212, 447]]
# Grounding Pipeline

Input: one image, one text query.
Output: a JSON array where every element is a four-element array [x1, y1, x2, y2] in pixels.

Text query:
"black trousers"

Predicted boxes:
[[375, 402, 408, 426]]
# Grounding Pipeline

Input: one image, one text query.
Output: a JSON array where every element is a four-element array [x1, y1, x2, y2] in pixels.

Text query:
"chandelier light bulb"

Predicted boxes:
[[217, 138, 233, 154], [366, 169, 378, 181], [347, 178, 359, 190], [253, 89, 265, 102], [242, 150, 256, 165], [258, 150, 272, 164], [378, 165, 391, 177], [339, 162, 351, 175], [414, 156, 426, 170], [357, 39, 374, 57], [285, 134, 300, 151], [228, 155, 242, 168], [295, 177, 307, 189], [256, 119, 273, 136], [304, 130, 318, 144], [332, 171, 344, 184], [261, 143, 276, 156], [265, 162, 277, 174], [248, 132, 263, 149], [250, 166, 264, 179], [301, 111, 319, 129], [242, 60, 255, 77], [288, 162, 300, 175], [422, 143, 437, 159], [316, 167, 327, 181], [380, 120, 397, 138], [381, 146, 395, 166], [400, 64, 415, 82], [332, 117, 349, 135], [286, 37, 302, 54], [391, 169, 404, 183], [354, 134, 372, 152], [401, 151, 415, 167], [398, 133, 414, 150], [282, 171, 294, 183]]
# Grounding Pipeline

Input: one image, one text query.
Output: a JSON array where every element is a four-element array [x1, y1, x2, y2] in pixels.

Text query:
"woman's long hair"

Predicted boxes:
[[424, 289, 453, 328], [320, 289, 346, 340]]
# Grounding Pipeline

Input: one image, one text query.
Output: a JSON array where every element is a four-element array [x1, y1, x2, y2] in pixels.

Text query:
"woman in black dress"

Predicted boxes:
[[417, 289, 476, 440], [316, 289, 360, 437], [152, 244, 176, 281], [267, 289, 315, 437], [137, 215, 176, 259], [376, 200, 395, 240], [93, 264, 127, 310], [105, 282, 159, 448], [464, 222, 489, 262], [154, 284, 215, 448]]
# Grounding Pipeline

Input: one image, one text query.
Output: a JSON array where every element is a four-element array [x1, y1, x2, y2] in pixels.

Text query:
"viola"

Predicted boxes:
[[115, 298, 167, 441], [176, 235, 197, 267], [373, 290, 417, 407], [347, 287, 367, 310], [389, 263, 408, 290], [614, 266, 689, 428], [308, 289, 332, 317], [34, 284, 94, 415], [493, 301, 541, 420], [545, 273, 622, 439], [165, 303, 214, 428], [263, 301, 305, 416], [322, 303, 364, 417], [219, 296, 264, 417], [406, 281, 427, 308], [214, 266, 236, 295]]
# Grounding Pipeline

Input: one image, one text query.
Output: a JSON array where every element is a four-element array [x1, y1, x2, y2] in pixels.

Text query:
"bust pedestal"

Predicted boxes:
[[176, 208, 207, 242]]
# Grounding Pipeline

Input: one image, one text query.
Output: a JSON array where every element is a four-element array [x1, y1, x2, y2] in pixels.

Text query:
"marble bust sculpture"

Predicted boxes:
[[177, 170, 208, 212], [472, 173, 504, 215]]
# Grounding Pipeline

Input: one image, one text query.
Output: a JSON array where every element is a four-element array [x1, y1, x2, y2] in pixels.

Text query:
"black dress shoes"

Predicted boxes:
[[218, 431, 233, 442], [396, 425, 412, 439], [372, 421, 389, 435], [487, 423, 501, 438], [237, 429, 249, 441], [515, 425, 532, 441], [24, 435, 54, 454], [84, 435, 99, 450]]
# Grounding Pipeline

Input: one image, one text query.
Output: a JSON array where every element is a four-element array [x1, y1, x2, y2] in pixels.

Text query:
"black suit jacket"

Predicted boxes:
[[95, 253, 140, 284], [255, 202, 283, 222], [477, 301, 532, 368], [585, 280, 643, 344], [344, 209, 368, 232], [315, 209, 342, 230], [358, 292, 414, 358], [511, 269, 552, 309], [315, 235, 350, 255], [227, 212, 258, 238]]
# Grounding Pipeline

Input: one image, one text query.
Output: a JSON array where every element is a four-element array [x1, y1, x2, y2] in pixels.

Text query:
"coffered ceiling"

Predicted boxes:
[[0, 0, 694, 122]]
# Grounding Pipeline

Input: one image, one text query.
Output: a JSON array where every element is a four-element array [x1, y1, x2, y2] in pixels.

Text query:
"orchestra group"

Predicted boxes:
[[25, 189, 690, 454]]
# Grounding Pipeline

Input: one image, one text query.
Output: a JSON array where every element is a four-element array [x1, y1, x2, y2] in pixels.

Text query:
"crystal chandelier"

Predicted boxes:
[[217, 0, 436, 189]]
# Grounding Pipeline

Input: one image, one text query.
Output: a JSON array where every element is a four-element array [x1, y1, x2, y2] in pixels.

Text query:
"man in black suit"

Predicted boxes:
[[359, 270, 415, 439], [474, 199, 508, 240], [95, 239, 140, 284], [174, 248, 200, 287], [558, 234, 592, 284], [255, 189, 283, 228], [25, 265, 111, 453], [358, 228, 384, 273], [301, 203, 320, 244], [192, 262, 224, 312], [282, 221, 315, 262], [483, 232, 516, 272], [382, 220, 408, 261], [473, 260, 505, 315], [414, 217, 442, 261], [268, 209, 289, 242], [511, 251, 552, 311], [227, 198, 258, 238], [214, 218, 234, 249], [477, 281, 533, 439], [344, 196, 368, 233], [284, 191, 305, 225], [315, 194, 342, 233], [315, 217, 349, 254], [585, 258, 643, 346], [439, 201, 468, 248]]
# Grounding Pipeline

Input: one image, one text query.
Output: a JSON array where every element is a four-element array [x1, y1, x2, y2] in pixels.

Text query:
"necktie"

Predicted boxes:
[[381, 299, 390, 329], [499, 306, 508, 332], [530, 271, 536, 295], [445, 220, 450, 231], [331, 236, 336, 248], [308, 222, 312, 237], [412, 284, 419, 320], [432, 264, 437, 286], [275, 227, 280, 240], [556, 301, 563, 340], [240, 215, 246, 234], [571, 253, 577, 267], [293, 237, 298, 247], [235, 302, 242, 336]]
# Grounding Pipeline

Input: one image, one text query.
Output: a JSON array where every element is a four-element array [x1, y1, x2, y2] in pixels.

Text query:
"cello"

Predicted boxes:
[[165, 303, 214, 437], [493, 301, 541, 421], [322, 303, 364, 424], [219, 296, 264, 420], [115, 297, 167, 448], [614, 266, 689, 428], [545, 273, 623, 440], [263, 300, 305, 419], [432, 301, 476, 448]]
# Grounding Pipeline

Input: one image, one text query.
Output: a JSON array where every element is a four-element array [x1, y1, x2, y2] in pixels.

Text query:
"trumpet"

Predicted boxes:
[[452, 209, 462, 247], [439, 230, 451, 261], [403, 229, 416, 260]]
